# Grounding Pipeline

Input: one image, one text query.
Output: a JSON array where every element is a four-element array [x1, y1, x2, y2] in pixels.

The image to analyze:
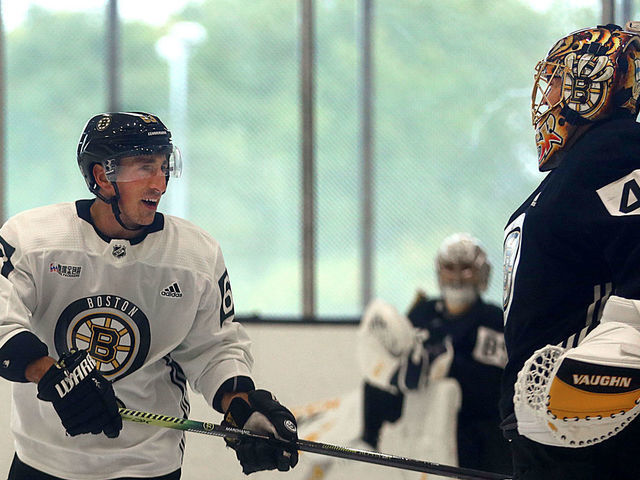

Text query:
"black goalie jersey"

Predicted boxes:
[[501, 116, 640, 421], [407, 296, 506, 423]]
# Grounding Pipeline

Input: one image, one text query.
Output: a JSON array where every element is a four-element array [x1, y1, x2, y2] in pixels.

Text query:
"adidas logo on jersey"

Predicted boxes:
[[161, 282, 183, 298]]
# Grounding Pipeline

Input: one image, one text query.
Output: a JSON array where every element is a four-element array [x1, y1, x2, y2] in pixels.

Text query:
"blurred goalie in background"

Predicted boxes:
[[291, 234, 511, 480], [355, 232, 511, 475]]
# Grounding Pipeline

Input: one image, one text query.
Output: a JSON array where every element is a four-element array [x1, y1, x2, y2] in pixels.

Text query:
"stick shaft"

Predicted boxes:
[[119, 408, 511, 480]]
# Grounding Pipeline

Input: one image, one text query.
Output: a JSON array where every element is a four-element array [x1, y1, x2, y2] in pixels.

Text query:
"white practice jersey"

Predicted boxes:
[[0, 200, 254, 479]]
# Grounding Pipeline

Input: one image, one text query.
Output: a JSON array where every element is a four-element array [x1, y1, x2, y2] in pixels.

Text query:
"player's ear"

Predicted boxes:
[[93, 163, 115, 197]]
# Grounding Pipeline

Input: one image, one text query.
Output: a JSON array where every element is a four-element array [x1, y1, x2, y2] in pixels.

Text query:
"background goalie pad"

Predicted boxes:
[[515, 304, 640, 447], [357, 299, 417, 392]]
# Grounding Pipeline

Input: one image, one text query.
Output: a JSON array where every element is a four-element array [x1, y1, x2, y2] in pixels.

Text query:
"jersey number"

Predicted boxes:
[[0, 235, 15, 278]]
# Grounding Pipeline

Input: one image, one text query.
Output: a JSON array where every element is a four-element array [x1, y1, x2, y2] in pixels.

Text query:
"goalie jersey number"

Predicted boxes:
[[597, 169, 640, 216]]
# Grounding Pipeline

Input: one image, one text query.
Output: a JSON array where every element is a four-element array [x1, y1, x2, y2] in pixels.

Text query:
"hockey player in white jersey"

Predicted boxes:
[[0, 112, 298, 479]]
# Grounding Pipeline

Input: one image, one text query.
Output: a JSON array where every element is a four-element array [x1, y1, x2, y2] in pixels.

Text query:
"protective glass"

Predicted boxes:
[[104, 146, 182, 183], [531, 60, 567, 125]]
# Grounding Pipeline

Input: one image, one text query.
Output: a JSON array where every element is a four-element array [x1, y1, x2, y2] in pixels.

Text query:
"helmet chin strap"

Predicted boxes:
[[110, 199, 144, 232], [96, 183, 145, 232]]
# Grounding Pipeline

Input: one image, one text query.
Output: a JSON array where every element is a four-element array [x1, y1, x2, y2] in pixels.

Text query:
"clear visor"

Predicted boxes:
[[531, 60, 568, 125], [104, 146, 182, 183]]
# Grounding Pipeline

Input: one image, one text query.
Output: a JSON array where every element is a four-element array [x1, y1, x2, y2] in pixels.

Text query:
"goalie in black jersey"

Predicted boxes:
[[357, 233, 511, 474], [502, 23, 640, 480]]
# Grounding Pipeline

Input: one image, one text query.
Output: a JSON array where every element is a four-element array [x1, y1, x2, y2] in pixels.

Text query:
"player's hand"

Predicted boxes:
[[222, 389, 298, 475], [391, 334, 454, 392], [425, 336, 454, 380], [36, 349, 122, 438]]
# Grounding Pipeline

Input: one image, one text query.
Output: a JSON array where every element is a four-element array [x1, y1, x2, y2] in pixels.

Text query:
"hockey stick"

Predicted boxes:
[[119, 407, 512, 480]]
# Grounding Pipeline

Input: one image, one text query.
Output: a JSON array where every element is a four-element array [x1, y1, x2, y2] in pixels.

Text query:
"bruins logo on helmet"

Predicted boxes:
[[96, 116, 111, 131]]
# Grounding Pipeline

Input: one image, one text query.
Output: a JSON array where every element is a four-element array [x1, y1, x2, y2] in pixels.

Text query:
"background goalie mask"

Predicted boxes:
[[532, 24, 640, 171], [436, 233, 490, 310]]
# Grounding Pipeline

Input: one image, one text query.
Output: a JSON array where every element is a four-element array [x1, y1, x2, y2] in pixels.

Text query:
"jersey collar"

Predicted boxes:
[[75, 199, 164, 245]]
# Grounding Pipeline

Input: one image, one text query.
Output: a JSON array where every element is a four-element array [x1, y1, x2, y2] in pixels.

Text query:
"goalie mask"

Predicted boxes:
[[532, 24, 640, 171], [436, 233, 490, 310], [77, 112, 182, 230]]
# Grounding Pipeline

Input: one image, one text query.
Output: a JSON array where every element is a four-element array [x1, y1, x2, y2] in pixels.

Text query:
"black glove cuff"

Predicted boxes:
[[213, 376, 255, 413], [0, 331, 49, 382], [224, 396, 253, 429]]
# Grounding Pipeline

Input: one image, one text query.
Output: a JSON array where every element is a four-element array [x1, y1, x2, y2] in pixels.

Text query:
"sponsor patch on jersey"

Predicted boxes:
[[597, 170, 640, 216], [49, 262, 82, 278], [218, 269, 235, 324], [160, 282, 183, 298]]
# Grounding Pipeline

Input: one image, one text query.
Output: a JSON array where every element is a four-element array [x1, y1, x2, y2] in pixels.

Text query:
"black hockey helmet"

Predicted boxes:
[[77, 112, 182, 195]]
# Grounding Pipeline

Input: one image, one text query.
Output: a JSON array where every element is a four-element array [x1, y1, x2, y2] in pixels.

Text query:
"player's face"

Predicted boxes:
[[545, 76, 563, 106], [532, 61, 565, 124], [115, 154, 167, 227], [439, 261, 475, 287], [439, 262, 478, 313]]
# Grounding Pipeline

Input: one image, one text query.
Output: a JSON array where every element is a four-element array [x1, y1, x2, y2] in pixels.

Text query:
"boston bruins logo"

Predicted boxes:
[[54, 295, 150, 381]]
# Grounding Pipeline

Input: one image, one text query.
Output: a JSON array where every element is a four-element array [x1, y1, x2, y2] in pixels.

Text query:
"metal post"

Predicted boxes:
[[621, 0, 632, 25], [360, 0, 374, 308], [0, 0, 5, 223], [155, 22, 206, 220], [106, 0, 120, 112], [602, 0, 615, 24], [301, 0, 316, 317]]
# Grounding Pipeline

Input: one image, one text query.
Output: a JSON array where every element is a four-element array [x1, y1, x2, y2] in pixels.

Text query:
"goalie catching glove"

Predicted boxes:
[[514, 295, 640, 447], [36, 349, 122, 438], [222, 389, 298, 475], [357, 298, 453, 394]]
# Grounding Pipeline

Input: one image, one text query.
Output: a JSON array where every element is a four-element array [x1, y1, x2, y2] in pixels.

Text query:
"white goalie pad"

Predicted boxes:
[[514, 296, 640, 447], [291, 379, 461, 480], [356, 299, 417, 392]]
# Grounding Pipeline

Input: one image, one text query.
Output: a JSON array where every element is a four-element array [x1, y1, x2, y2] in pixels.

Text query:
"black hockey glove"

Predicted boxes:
[[36, 349, 122, 438], [222, 389, 298, 475]]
